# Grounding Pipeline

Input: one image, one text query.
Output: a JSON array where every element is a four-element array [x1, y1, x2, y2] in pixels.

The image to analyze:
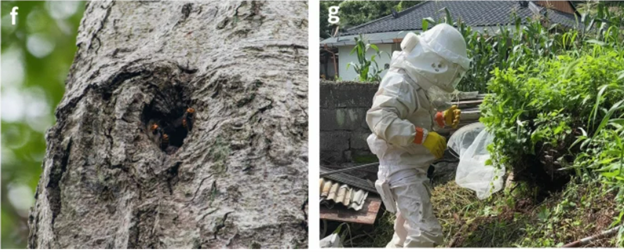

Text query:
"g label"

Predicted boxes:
[[328, 6, 340, 24]]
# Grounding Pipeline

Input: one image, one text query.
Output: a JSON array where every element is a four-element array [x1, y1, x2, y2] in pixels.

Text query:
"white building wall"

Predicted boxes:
[[337, 43, 395, 81]]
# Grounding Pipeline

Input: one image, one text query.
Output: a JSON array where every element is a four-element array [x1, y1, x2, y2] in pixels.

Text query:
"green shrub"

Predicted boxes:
[[481, 46, 624, 192]]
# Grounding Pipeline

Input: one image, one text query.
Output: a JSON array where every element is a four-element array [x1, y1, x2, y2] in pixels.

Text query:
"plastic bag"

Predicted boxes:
[[320, 233, 343, 248], [448, 122, 504, 199], [447, 122, 485, 157]]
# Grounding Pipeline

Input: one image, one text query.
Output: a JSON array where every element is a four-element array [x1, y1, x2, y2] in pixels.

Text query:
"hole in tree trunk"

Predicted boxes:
[[141, 85, 194, 154]]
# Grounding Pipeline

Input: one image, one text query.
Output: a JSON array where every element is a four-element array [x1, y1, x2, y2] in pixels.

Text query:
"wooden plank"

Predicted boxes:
[[460, 109, 481, 121], [450, 100, 483, 110], [453, 99, 483, 106], [320, 195, 382, 225]]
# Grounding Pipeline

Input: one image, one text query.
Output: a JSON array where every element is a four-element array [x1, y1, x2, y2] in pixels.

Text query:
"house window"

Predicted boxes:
[[392, 42, 401, 52]]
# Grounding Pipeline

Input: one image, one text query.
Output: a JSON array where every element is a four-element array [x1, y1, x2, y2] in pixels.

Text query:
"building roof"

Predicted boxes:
[[339, 1, 579, 36], [321, 26, 500, 47]]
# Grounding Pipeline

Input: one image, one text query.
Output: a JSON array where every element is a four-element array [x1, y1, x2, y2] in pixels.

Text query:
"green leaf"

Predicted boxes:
[[601, 170, 620, 178], [369, 44, 379, 52], [422, 17, 436, 31], [589, 85, 610, 128], [586, 39, 606, 46], [442, 7, 453, 25], [485, 159, 493, 166], [349, 46, 357, 55], [595, 100, 624, 137]]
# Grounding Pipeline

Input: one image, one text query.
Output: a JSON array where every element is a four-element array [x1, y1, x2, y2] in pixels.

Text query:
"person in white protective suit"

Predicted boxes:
[[366, 23, 470, 248]]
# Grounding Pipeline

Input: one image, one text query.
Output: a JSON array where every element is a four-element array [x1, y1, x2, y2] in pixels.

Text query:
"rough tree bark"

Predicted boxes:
[[28, 0, 308, 249]]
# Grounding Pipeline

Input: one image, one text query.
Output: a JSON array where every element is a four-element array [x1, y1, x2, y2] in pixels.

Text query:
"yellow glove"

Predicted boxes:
[[414, 127, 447, 159], [436, 105, 461, 129]]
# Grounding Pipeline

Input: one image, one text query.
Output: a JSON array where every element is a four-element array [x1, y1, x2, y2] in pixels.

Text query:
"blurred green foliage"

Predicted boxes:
[[1, 1, 84, 248]]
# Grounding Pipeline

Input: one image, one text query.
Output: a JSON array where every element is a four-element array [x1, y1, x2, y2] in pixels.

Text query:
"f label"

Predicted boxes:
[[10, 7, 18, 25], [328, 6, 339, 25]]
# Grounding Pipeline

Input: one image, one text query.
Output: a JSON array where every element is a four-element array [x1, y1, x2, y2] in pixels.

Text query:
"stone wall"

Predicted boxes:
[[320, 81, 379, 164]]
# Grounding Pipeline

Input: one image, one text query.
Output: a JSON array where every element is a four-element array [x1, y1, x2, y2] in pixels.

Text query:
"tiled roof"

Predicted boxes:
[[341, 1, 578, 36]]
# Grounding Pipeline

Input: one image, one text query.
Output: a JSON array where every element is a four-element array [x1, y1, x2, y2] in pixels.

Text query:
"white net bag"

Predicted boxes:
[[448, 122, 504, 199]]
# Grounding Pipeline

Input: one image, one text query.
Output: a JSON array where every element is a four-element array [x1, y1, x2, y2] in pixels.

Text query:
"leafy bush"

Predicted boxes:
[[481, 46, 624, 192], [475, 4, 624, 242]]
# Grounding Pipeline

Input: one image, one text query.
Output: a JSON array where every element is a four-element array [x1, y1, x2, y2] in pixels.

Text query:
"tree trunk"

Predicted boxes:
[[28, 0, 308, 249]]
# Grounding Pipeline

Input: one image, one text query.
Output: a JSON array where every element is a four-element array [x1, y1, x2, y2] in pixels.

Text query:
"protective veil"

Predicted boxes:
[[366, 23, 470, 248]]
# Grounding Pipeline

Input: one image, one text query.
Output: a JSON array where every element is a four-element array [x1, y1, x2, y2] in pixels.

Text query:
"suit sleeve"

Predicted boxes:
[[366, 76, 421, 147]]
